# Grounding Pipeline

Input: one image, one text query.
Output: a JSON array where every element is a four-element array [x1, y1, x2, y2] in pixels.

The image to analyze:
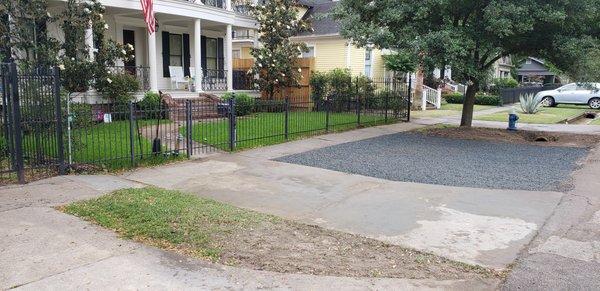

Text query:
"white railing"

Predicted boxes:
[[447, 83, 467, 95], [422, 85, 441, 110]]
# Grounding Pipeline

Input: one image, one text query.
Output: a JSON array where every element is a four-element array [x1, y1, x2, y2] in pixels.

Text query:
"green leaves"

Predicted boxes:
[[333, 0, 600, 125], [249, 0, 312, 99]]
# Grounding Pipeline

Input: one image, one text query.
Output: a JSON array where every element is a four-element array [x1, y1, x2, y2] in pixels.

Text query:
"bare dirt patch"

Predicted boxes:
[[216, 220, 500, 281], [416, 125, 600, 148], [63, 187, 501, 281]]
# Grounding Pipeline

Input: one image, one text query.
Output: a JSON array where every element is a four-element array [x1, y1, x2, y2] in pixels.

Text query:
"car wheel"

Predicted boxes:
[[589, 97, 600, 109], [541, 96, 555, 107]]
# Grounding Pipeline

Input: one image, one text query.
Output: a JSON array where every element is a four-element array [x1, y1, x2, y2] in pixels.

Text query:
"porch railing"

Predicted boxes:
[[233, 70, 254, 90], [202, 69, 227, 91], [233, 30, 256, 40], [200, 0, 225, 8], [422, 85, 441, 110], [107, 66, 150, 92]]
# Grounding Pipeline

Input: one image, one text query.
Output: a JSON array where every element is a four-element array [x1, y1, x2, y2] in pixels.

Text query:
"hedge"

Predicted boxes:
[[443, 92, 502, 106]]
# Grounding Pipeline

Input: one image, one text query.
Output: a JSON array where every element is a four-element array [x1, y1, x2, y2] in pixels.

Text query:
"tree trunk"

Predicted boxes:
[[460, 81, 478, 127], [414, 66, 424, 110]]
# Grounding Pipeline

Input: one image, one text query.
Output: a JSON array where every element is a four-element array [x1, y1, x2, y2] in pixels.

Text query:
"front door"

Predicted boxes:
[[123, 30, 136, 74]]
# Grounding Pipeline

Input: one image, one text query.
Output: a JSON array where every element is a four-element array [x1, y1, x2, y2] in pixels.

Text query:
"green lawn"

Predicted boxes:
[[17, 119, 175, 170], [62, 187, 275, 261], [476, 104, 597, 124], [591, 118, 600, 125], [188, 111, 392, 150], [411, 103, 497, 118]]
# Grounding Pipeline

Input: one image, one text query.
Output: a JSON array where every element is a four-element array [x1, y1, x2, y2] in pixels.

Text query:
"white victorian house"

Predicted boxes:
[[47, 0, 259, 97]]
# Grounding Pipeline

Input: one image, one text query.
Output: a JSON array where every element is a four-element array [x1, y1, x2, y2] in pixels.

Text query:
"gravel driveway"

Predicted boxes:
[[274, 132, 588, 191]]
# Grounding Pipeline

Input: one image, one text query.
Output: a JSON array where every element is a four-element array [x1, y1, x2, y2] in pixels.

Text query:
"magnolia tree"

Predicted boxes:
[[1, 0, 134, 100], [249, 0, 311, 99], [0, 0, 59, 69], [332, 0, 600, 127]]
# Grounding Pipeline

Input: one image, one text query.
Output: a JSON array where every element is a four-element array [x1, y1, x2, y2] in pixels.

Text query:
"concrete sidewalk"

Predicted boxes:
[[0, 175, 492, 290], [122, 123, 563, 270], [2, 121, 598, 289], [413, 116, 600, 135]]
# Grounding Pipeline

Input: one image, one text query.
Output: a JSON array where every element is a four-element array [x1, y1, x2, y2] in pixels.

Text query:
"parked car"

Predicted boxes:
[[535, 83, 600, 109]]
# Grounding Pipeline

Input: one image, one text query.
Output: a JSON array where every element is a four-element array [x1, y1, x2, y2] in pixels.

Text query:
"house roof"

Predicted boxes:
[[297, 0, 340, 37], [516, 57, 556, 76]]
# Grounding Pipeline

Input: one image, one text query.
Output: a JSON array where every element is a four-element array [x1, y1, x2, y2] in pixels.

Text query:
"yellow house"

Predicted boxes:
[[232, 0, 387, 80], [291, 0, 387, 79]]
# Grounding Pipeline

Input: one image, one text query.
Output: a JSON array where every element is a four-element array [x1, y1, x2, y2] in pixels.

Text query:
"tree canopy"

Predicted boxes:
[[249, 0, 311, 99], [332, 0, 600, 126]]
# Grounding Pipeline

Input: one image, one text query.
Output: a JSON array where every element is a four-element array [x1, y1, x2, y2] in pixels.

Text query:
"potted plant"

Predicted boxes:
[[186, 76, 195, 92]]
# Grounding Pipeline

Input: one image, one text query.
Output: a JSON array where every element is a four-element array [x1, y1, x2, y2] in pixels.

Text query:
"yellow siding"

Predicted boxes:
[[347, 45, 366, 76], [309, 38, 347, 72], [303, 37, 385, 78], [372, 49, 385, 79], [241, 47, 252, 59]]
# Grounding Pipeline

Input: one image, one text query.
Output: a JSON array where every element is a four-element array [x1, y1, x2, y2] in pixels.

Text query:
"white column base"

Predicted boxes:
[[147, 32, 159, 93], [226, 24, 233, 92], [194, 19, 203, 92]]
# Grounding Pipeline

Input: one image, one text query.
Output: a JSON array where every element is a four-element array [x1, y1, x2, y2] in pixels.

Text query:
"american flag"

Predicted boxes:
[[140, 0, 156, 34]]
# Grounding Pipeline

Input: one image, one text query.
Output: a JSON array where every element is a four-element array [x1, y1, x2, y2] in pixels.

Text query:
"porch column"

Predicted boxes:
[[226, 0, 232, 11], [85, 23, 95, 61], [226, 24, 233, 91], [194, 19, 203, 92], [148, 31, 159, 92]]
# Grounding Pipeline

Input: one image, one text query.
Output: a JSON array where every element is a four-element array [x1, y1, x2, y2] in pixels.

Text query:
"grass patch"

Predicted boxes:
[[15, 119, 178, 171], [61, 187, 501, 280], [62, 187, 275, 261], [476, 105, 597, 124], [188, 111, 392, 150], [411, 104, 496, 118], [591, 118, 600, 125]]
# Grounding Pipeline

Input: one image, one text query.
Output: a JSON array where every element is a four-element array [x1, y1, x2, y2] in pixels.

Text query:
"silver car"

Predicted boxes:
[[536, 83, 600, 109]]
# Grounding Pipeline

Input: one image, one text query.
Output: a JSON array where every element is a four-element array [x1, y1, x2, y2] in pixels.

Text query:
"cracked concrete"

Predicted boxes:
[[2, 121, 598, 289], [122, 123, 564, 270], [502, 145, 600, 290]]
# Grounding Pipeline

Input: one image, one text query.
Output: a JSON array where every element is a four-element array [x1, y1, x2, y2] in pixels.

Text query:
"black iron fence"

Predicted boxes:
[[500, 84, 562, 104], [1, 63, 64, 184], [233, 70, 254, 90], [0, 64, 410, 184]]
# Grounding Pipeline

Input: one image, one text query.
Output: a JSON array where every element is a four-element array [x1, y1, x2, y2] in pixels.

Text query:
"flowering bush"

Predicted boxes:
[[96, 73, 140, 103], [59, 0, 135, 96], [249, 0, 312, 99]]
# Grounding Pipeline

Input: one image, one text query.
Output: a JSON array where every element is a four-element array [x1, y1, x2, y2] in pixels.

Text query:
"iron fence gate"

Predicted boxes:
[[1, 63, 64, 184], [0, 63, 410, 185]]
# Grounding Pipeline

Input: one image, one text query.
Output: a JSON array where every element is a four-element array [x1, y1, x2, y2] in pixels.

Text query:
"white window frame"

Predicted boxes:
[[364, 47, 373, 78], [301, 44, 316, 58]]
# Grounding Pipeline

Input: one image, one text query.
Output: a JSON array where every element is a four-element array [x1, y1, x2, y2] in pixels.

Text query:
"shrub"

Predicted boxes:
[[222, 92, 255, 116], [309, 71, 328, 103], [443, 92, 502, 106], [519, 93, 542, 114], [475, 93, 502, 106], [375, 89, 406, 113], [137, 91, 163, 119], [490, 77, 518, 94], [138, 91, 161, 110], [354, 75, 375, 100], [96, 72, 140, 103], [327, 68, 353, 98], [70, 103, 94, 128], [444, 92, 464, 104]]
